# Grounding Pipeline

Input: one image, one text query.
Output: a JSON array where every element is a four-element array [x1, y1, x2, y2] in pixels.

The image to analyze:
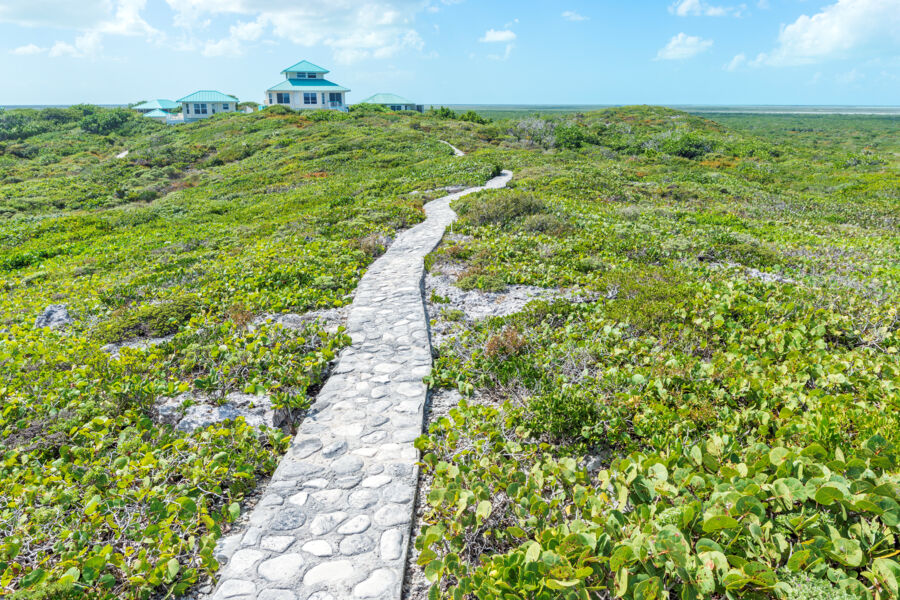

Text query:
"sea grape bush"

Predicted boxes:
[[415, 403, 900, 600], [417, 106, 899, 599]]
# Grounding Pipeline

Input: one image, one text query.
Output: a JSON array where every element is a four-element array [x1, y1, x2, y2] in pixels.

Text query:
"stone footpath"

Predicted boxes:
[[211, 142, 512, 600]]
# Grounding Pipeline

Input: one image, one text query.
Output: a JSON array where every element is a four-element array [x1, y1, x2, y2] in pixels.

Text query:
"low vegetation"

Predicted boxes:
[[418, 107, 900, 599], [0, 106, 496, 598], [0, 103, 897, 599]]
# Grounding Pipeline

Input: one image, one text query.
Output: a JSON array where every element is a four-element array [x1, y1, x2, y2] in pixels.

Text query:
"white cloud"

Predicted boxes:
[[562, 10, 588, 21], [202, 16, 266, 56], [0, 1, 110, 29], [656, 32, 713, 60], [669, 0, 742, 17], [753, 0, 900, 66], [479, 28, 516, 43], [724, 52, 746, 70], [169, 0, 430, 64], [11, 43, 45, 55], [49, 31, 103, 58], [1, 0, 159, 59]]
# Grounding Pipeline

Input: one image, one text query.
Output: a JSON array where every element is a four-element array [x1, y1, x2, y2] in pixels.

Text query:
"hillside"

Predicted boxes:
[[1, 105, 899, 599]]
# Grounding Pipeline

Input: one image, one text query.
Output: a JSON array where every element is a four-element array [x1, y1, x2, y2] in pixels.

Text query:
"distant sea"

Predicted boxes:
[[429, 104, 900, 116]]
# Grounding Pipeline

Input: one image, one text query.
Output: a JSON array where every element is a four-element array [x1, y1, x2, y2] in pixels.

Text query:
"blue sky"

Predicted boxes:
[[1, 0, 898, 105]]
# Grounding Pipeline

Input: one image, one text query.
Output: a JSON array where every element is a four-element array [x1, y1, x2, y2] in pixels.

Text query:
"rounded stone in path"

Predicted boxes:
[[271, 507, 307, 531], [354, 568, 397, 598], [258, 553, 304, 582], [217, 579, 256, 598], [309, 512, 348, 535], [302, 540, 333, 557], [261, 535, 294, 552], [380, 529, 403, 560], [361, 474, 392, 488], [339, 533, 376, 556], [302, 560, 355, 585], [337, 514, 371, 534], [228, 549, 264, 575], [348, 489, 379, 508]]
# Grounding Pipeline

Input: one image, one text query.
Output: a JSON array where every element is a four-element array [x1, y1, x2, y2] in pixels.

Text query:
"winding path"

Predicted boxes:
[[211, 142, 512, 600]]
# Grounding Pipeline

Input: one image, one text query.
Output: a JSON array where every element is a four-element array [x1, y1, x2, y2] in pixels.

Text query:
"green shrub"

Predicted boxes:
[[430, 106, 457, 119], [661, 132, 715, 159], [262, 104, 292, 115], [520, 213, 570, 235], [441, 308, 465, 321], [555, 123, 589, 149], [455, 190, 548, 228], [97, 296, 200, 343], [79, 109, 133, 135], [459, 110, 489, 125], [306, 110, 350, 122], [456, 269, 506, 292], [349, 103, 389, 115]]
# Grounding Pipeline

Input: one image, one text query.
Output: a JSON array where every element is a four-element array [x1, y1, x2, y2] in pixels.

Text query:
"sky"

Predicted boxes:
[[0, 0, 898, 106]]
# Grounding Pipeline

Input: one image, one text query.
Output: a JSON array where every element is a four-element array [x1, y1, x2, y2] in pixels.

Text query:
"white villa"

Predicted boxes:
[[358, 93, 422, 113], [264, 60, 349, 112], [177, 90, 239, 123]]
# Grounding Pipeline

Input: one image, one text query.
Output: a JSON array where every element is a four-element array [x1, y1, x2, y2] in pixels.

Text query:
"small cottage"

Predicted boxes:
[[177, 91, 238, 122], [264, 60, 349, 112], [143, 109, 170, 123], [358, 93, 422, 113], [133, 99, 179, 114]]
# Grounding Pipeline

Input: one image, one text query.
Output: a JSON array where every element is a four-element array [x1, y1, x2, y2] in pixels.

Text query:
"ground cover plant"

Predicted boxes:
[[0, 106, 499, 598], [416, 106, 900, 599], [1, 104, 898, 599]]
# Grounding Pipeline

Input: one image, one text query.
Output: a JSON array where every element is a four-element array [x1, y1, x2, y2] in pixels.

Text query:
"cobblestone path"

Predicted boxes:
[[211, 143, 512, 600]]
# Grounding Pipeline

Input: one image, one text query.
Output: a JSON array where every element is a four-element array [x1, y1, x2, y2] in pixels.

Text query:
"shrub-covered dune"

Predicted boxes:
[[0, 104, 898, 599]]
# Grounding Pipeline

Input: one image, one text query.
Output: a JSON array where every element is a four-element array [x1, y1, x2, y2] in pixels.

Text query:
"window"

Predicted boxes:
[[307, 73, 317, 79], [194, 103, 207, 114], [329, 93, 342, 104], [185, 104, 190, 114], [303, 92, 317, 105], [222, 103, 229, 110], [276, 93, 290, 104], [390, 105, 402, 111], [268, 93, 273, 104]]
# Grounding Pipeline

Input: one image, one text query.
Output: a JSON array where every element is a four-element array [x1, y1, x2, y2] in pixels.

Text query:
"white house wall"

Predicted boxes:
[[182, 101, 237, 122], [264, 91, 347, 110]]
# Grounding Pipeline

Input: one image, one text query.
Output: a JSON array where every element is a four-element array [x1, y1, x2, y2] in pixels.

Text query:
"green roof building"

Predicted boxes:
[[133, 99, 180, 114], [358, 93, 422, 112], [176, 90, 239, 122], [265, 60, 350, 112], [143, 109, 170, 122]]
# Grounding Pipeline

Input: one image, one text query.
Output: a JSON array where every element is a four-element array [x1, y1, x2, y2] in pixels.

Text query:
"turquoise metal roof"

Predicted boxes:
[[359, 93, 415, 106], [177, 90, 238, 103], [144, 109, 170, 118], [281, 60, 329, 74], [133, 99, 179, 110], [267, 79, 349, 92]]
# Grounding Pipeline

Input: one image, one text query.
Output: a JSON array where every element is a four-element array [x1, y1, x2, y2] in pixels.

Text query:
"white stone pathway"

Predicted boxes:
[[211, 142, 512, 600]]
